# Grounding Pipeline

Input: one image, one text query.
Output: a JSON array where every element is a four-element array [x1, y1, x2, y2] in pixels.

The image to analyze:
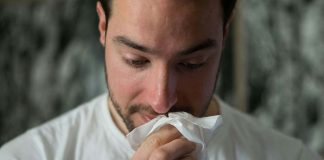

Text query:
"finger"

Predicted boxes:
[[149, 138, 196, 160], [180, 151, 198, 160], [180, 154, 197, 160], [132, 125, 182, 160]]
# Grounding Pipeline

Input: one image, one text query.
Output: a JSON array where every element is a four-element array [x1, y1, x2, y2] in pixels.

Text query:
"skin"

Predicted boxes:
[[96, 0, 228, 159]]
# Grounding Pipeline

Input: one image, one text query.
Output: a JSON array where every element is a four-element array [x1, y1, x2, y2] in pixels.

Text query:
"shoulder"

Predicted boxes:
[[213, 98, 321, 160], [0, 94, 108, 159]]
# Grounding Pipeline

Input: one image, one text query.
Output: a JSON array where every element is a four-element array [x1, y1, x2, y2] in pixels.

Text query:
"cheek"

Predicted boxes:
[[105, 52, 143, 108], [181, 67, 217, 97], [177, 55, 220, 113]]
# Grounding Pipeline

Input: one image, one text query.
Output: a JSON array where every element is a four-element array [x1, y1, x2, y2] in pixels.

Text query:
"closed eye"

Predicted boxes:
[[178, 62, 205, 70], [124, 58, 150, 68]]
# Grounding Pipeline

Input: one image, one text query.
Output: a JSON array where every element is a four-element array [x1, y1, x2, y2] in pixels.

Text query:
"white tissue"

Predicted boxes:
[[126, 112, 222, 160]]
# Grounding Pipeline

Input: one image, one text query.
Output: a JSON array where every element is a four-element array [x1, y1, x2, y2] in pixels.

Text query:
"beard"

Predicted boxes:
[[108, 89, 215, 133], [109, 91, 195, 132], [109, 92, 156, 132]]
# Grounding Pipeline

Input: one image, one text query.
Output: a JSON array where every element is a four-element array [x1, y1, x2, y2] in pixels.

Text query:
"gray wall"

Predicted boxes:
[[0, 0, 323, 157], [0, 0, 106, 144], [243, 0, 324, 156]]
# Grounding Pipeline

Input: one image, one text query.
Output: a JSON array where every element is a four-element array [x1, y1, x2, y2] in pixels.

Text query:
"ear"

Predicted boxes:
[[96, 1, 107, 47]]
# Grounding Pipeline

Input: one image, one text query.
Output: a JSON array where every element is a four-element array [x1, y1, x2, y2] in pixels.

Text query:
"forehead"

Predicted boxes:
[[108, 0, 223, 52]]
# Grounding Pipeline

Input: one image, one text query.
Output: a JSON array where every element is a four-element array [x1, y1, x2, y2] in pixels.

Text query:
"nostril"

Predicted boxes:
[[151, 100, 169, 114], [151, 93, 178, 114]]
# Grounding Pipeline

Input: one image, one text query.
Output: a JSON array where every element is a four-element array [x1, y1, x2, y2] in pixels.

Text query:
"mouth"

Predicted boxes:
[[140, 112, 158, 123]]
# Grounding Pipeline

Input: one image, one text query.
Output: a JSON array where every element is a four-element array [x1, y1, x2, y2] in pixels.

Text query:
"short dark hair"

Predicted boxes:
[[98, 0, 237, 27]]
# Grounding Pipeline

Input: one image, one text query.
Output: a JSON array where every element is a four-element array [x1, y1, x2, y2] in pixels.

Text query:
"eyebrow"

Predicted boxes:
[[113, 36, 216, 55], [114, 36, 152, 53], [179, 39, 216, 56]]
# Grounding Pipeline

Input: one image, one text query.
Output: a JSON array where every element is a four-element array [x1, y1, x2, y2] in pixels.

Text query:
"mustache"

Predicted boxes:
[[128, 104, 192, 116]]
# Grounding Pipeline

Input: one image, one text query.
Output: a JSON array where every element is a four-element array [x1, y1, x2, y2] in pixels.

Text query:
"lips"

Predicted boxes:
[[141, 113, 158, 123]]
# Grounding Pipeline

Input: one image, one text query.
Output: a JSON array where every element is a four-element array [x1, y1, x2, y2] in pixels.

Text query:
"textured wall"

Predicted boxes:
[[0, 0, 106, 144], [242, 0, 324, 155], [0, 0, 323, 157]]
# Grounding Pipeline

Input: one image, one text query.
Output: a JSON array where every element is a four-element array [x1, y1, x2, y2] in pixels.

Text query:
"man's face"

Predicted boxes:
[[99, 0, 225, 132]]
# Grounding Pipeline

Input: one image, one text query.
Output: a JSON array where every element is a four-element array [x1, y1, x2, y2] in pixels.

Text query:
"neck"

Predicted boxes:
[[204, 95, 220, 116]]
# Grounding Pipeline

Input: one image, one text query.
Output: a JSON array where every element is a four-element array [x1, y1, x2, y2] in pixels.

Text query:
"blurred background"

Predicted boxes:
[[0, 0, 323, 157]]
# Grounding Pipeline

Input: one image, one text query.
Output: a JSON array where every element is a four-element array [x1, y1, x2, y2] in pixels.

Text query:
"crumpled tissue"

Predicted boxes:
[[126, 112, 222, 160]]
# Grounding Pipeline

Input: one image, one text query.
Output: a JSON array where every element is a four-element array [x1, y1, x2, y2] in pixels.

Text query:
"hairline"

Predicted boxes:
[[98, 0, 236, 28]]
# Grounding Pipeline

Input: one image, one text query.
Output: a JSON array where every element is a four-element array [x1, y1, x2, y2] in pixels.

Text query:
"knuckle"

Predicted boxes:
[[161, 124, 175, 130], [181, 157, 195, 160], [187, 141, 196, 150], [181, 154, 197, 160], [146, 136, 163, 147], [150, 148, 169, 160], [179, 138, 196, 150]]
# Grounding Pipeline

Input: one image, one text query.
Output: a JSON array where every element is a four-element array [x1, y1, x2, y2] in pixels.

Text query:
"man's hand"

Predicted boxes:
[[131, 125, 197, 160]]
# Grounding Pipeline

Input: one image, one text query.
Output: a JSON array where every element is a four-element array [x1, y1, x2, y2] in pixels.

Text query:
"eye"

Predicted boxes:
[[124, 58, 150, 68], [179, 62, 205, 70]]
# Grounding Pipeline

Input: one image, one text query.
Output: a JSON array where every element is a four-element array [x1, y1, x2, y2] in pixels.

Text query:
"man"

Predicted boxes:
[[0, 0, 322, 159]]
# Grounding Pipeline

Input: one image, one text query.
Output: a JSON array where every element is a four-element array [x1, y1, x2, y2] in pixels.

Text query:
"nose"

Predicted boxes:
[[148, 65, 178, 114]]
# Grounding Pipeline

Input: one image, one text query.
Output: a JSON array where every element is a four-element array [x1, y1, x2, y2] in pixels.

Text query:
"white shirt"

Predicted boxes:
[[0, 94, 321, 160]]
